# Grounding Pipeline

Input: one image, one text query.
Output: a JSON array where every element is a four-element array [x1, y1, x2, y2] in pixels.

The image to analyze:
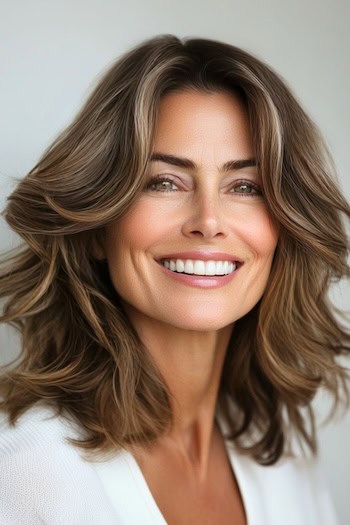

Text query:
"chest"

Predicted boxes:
[[132, 436, 247, 525], [151, 461, 247, 525]]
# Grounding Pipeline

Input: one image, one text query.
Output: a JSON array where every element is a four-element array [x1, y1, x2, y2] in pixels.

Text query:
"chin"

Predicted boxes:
[[161, 314, 236, 333]]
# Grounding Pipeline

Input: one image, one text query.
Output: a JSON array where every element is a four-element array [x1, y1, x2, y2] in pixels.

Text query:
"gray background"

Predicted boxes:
[[1, 0, 349, 522]]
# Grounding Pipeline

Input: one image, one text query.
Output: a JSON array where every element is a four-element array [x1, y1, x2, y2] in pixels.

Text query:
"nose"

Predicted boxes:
[[181, 191, 229, 239]]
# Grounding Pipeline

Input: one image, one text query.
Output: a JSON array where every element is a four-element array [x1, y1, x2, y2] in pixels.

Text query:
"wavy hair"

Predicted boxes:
[[0, 34, 349, 465]]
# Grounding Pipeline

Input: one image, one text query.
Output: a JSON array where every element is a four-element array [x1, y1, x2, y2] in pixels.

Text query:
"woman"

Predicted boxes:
[[0, 34, 349, 524]]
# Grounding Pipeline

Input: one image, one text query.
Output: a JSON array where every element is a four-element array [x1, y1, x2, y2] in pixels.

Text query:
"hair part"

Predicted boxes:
[[0, 34, 349, 465]]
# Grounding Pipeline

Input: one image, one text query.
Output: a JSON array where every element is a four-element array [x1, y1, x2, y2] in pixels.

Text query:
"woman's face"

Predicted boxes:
[[102, 89, 279, 331]]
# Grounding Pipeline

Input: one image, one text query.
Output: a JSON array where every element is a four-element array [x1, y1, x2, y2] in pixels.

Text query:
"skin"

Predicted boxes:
[[96, 89, 279, 485]]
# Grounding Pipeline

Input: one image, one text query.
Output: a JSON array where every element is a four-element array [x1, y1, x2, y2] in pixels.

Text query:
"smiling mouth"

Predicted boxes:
[[156, 259, 242, 276]]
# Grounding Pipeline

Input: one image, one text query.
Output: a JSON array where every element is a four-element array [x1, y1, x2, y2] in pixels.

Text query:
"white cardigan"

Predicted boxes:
[[0, 403, 338, 524]]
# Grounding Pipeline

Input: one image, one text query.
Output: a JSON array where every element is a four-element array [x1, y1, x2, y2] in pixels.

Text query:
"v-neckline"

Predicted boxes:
[[123, 410, 257, 525]]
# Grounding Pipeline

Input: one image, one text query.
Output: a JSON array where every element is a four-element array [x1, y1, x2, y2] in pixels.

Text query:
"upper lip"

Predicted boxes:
[[156, 251, 243, 263]]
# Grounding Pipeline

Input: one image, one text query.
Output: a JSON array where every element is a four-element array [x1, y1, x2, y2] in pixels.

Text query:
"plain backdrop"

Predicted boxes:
[[1, 0, 349, 523]]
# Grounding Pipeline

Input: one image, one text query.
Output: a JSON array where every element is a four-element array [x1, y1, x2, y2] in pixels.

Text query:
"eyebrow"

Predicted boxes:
[[149, 153, 257, 172]]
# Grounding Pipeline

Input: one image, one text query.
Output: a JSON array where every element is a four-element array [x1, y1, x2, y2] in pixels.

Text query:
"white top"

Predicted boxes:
[[0, 403, 338, 524]]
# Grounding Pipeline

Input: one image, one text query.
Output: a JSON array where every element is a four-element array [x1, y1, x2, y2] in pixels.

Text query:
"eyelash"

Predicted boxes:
[[144, 175, 263, 197]]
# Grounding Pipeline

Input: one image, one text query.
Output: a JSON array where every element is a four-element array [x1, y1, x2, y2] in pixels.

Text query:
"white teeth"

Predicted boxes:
[[215, 261, 225, 275], [204, 261, 216, 276], [194, 260, 206, 275], [184, 260, 194, 274], [176, 260, 185, 272], [160, 259, 237, 276]]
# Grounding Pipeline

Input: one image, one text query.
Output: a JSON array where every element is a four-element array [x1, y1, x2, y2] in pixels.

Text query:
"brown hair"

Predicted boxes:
[[0, 34, 349, 465]]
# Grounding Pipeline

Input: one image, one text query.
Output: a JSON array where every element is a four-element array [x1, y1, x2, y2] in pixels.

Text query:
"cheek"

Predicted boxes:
[[232, 208, 279, 313], [233, 206, 279, 258], [105, 202, 156, 253]]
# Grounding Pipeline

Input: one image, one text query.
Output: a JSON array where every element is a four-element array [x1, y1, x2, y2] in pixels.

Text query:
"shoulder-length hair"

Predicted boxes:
[[0, 34, 349, 465]]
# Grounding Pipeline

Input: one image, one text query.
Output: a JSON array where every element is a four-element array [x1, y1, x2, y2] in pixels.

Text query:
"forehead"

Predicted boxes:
[[152, 89, 253, 160]]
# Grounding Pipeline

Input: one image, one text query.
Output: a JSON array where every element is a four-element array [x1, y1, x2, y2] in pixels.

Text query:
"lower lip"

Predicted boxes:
[[156, 261, 242, 288]]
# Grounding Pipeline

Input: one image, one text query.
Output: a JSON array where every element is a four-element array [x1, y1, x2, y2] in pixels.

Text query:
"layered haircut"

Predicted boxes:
[[0, 34, 349, 465]]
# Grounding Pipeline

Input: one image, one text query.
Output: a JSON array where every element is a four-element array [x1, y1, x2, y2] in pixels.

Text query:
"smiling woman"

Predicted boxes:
[[0, 34, 349, 524], [100, 90, 278, 333]]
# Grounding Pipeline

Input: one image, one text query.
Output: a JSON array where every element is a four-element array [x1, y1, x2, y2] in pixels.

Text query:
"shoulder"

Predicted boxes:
[[0, 402, 89, 473], [226, 441, 338, 525], [0, 404, 117, 524], [218, 405, 337, 524], [0, 403, 73, 455]]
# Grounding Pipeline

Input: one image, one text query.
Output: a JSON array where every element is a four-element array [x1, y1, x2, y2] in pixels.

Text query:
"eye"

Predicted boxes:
[[144, 175, 263, 197], [230, 180, 262, 197], [144, 175, 179, 192]]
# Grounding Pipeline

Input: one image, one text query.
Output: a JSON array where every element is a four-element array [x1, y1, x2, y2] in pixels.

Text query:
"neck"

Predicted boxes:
[[123, 302, 234, 474]]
